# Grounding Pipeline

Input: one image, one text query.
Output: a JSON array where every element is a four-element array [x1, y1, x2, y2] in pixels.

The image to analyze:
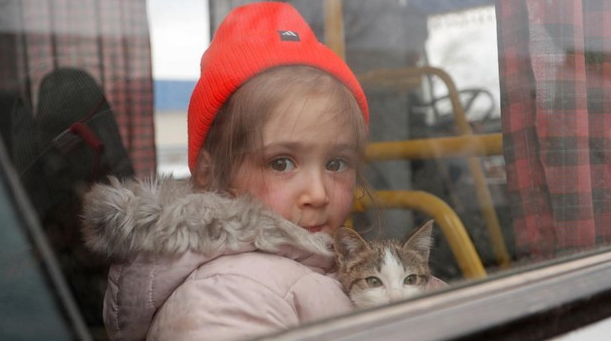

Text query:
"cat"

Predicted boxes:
[[333, 220, 434, 309]]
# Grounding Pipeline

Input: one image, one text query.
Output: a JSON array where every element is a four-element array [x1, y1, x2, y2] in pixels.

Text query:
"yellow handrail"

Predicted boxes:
[[359, 67, 511, 270], [366, 133, 502, 161], [324, 0, 509, 271], [324, 0, 345, 60], [353, 190, 487, 279]]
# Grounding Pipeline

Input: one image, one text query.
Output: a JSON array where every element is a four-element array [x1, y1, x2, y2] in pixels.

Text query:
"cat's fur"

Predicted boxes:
[[333, 220, 434, 308]]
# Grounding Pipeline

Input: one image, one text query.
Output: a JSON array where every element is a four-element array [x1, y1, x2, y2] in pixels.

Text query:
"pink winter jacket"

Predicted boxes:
[[81, 177, 447, 341], [82, 177, 353, 341], [104, 248, 350, 341]]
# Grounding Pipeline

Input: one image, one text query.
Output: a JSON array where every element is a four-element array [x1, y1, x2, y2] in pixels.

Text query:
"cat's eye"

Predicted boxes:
[[269, 157, 295, 172], [404, 274, 418, 285], [365, 276, 383, 287]]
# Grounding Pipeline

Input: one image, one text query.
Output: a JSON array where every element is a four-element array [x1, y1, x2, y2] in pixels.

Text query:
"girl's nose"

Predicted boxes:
[[299, 170, 330, 208]]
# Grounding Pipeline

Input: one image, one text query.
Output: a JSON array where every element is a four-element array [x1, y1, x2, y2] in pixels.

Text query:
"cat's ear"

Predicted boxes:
[[333, 227, 370, 263], [403, 220, 434, 261]]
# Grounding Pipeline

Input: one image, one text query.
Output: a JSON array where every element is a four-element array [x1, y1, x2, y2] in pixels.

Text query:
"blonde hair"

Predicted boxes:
[[194, 65, 368, 192]]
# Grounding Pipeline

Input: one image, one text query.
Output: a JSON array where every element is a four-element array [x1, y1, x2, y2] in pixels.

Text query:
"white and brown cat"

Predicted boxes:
[[333, 220, 434, 309]]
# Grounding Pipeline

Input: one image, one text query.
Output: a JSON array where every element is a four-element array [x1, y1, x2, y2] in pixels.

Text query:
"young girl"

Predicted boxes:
[[82, 2, 441, 341]]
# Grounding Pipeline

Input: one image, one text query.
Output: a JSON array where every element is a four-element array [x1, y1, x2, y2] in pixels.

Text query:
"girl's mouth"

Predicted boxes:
[[304, 225, 324, 233]]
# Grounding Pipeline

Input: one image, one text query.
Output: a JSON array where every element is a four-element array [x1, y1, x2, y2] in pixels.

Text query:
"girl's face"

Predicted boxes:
[[230, 94, 358, 234]]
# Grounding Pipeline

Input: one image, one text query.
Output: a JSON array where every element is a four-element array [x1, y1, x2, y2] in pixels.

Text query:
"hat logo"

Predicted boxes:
[[278, 30, 300, 42]]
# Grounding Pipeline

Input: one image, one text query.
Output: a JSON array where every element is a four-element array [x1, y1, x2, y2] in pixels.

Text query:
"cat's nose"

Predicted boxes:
[[389, 287, 422, 302], [388, 290, 406, 302]]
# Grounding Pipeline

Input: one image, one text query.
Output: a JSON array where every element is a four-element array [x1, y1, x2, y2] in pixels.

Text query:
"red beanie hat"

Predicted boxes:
[[187, 1, 369, 172]]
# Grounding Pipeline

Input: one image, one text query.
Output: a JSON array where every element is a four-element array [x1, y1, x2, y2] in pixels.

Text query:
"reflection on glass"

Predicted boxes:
[[1, 0, 611, 340], [497, 1, 611, 262], [0, 169, 75, 340]]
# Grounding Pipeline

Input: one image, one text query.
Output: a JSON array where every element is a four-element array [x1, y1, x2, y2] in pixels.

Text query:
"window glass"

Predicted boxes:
[[0, 174, 76, 341], [150, 0, 209, 179], [1, 0, 611, 340]]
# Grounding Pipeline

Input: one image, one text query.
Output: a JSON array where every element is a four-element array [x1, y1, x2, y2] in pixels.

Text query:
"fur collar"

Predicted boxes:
[[81, 176, 334, 261]]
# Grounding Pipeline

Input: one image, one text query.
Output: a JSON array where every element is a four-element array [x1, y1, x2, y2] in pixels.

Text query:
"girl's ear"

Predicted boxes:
[[192, 150, 212, 189]]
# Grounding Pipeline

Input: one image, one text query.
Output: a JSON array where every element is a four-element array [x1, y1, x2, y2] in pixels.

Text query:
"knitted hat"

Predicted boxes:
[[187, 1, 369, 172]]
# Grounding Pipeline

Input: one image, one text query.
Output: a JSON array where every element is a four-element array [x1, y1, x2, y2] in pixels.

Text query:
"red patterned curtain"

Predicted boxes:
[[0, 0, 156, 176], [497, 0, 611, 260]]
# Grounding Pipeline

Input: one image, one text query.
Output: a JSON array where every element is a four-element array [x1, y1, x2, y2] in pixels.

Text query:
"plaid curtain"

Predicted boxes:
[[497, 0, 611, 260], [0, 0, 155, 176]]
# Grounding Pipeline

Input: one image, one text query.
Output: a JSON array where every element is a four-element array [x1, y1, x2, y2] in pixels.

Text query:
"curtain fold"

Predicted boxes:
[[497, 0, 611, 259]]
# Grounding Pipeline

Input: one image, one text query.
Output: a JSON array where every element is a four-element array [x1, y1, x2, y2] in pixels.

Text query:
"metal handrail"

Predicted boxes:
[[353, 190, 487, 279], [324, 0, 507, 275], [359, 67, 510, 270], [366, 133, 502, 161]]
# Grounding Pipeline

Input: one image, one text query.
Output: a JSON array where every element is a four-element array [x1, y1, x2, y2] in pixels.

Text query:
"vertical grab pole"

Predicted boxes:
[[324, 0, 345, 60]]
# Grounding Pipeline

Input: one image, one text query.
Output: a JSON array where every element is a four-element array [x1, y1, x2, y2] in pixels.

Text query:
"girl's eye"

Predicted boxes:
[[404, 274, 418, 285], [270, 158, 295, 172], [365, 276, 383, 288], [326, 159, 348, 172]]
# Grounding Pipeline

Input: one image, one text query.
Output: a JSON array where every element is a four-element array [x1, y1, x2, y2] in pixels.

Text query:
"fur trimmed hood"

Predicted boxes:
[[82, 176, 334, 261], [81, 176, 338, 341]]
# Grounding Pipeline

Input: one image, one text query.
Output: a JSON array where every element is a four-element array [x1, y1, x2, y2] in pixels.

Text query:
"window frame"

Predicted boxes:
[[256, 249, 611, 341]]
